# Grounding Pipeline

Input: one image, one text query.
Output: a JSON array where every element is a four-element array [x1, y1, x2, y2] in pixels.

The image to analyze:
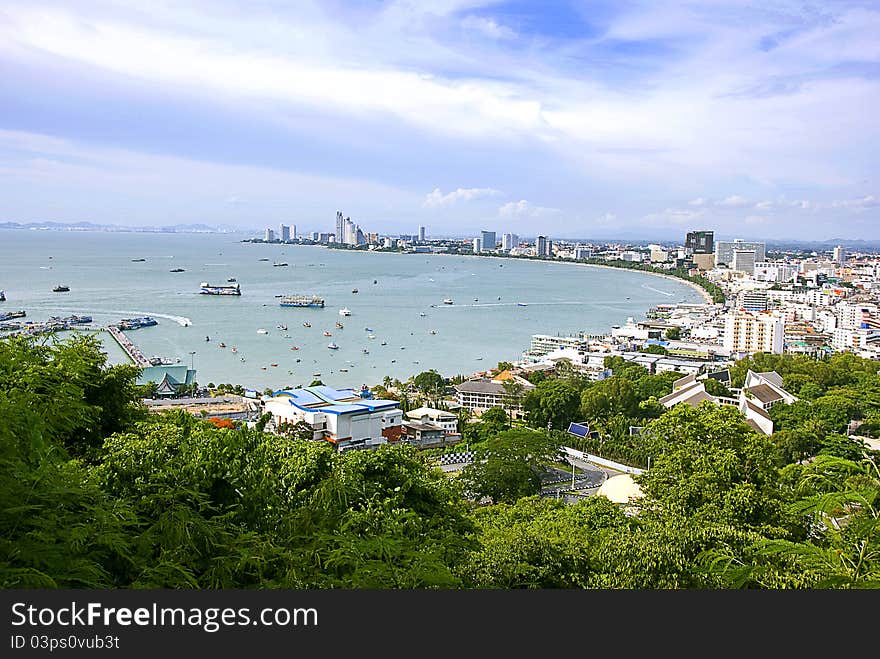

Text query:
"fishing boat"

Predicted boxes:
[[327, 342, 339, 350], [52, 285, 70, 292], [339, 307, 352, 316]]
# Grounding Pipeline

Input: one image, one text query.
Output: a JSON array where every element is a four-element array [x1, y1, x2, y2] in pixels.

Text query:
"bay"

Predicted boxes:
[[0, 230, 704, 390]]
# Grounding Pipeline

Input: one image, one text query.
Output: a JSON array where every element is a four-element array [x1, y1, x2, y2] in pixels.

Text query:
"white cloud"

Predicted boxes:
[[642, 207, 706, 225], [831, 195, 879, 210], [753, 200, 774, 210], [688, 197, 706, 206], [717, 195, 751, 207], [498, 199, 561, 218], [423, 186, 501, 208], [460, 15, 516, 40]]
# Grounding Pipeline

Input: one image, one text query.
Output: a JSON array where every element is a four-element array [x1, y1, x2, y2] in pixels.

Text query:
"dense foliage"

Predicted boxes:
[[2, 335, 878, 589]]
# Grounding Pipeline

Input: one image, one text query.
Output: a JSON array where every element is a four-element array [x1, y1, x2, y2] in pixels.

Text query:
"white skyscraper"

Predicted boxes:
[[732, 250, 757, 275], [265, 227, 275, 242], [715, 240, 766, 266], [501, 233, 519, 251], [279, 224, 290, 242], [335, 211, 345, 243], [473, 237, 482, 253], [418, 226, 426, 242], [833, 245, 846, 264]]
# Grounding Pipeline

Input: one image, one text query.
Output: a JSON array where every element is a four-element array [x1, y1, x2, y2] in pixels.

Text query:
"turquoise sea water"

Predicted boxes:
[[0, 230, 704, 390]]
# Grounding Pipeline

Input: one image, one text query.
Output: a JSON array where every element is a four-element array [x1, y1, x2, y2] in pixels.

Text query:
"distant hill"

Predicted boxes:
[[0, 221, 243, 233]]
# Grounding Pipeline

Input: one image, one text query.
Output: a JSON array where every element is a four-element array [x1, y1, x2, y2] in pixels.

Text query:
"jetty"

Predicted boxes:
[[106, 324, 151, 367]]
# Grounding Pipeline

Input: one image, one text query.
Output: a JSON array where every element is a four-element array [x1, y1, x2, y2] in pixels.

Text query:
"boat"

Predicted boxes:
[[373, 280, 377, 284], [118, 316, 158, 330], [517, 302, 528, 307], [280, 295, 324, 308], [339, 368, 348, 372], [368, 334, 376, 339], [419, 312, 426, 317], [200, 282, 241, 295], [351, 288, 358, 293], [52, 285, 70, 292], [271, 363, 278, 367], [227, 277, 237, 282], [170, 268, 185, 272], [131, 258, 146, 262], [205, 336, 210, 341], [430, 330, 437, 334], [327, 342, 339, 350], [257, 328, 268, 334], [313, 373, 321, 377], [335, 321, 344, 329], [302, 321, 312, 327], [364, 327, 373, 332], [218, 342, 226, 348], [380, 340, 387, 346], [323, 331, 332, 337], [0, 290, 4, 301], [442, 298, 453, 305], [277, 324, 288, 331], [339, 307, 352, 316], [290, 346, 300, 351], [362, 348, 369, 354], [231, 346, 237, 353], [258, 258, 270, 261], [273, 262, 289, 267]]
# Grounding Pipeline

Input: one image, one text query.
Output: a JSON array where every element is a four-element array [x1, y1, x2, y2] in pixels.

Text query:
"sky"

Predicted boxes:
[[0, 0, 878, 240]]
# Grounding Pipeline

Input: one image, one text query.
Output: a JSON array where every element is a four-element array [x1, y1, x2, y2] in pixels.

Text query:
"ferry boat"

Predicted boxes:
[[118, 316, 158, 330], [200, 282, 241, 295], [279, 295, 324, 308], [442, 298, 453, 305], [52, 285, 70, 293], [339, 307, 352, 316], [327, 342, 339, 350]]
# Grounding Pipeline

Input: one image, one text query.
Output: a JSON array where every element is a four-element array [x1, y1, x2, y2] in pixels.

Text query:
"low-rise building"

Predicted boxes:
[[263, 385, 402, 452], [454, 372, 535, 414]]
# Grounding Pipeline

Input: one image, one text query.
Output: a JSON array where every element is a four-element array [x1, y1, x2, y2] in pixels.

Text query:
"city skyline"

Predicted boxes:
[[0, 1, 878, 240]]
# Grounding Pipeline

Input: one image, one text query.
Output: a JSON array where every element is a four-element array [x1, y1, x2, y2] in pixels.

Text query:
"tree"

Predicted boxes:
[[459, 428, 561, 504], [501, 378, 526, 425], [665, 327, 681, 340], [523, 380, 581, 431], [412, 370, 445, 401]]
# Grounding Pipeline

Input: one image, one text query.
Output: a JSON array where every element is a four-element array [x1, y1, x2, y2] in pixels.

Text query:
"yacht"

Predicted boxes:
[[339, 307, 352, 316]]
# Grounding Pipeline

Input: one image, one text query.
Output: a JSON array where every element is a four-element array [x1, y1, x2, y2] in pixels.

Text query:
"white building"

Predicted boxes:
[[473, 237, 482, 253], [279, 223, 290, 242], [648, 244, 669, 262], [405, 407, 459, 435], [536, 235, 549, 257], [754, 262, 798, 283], [724, 311, 785, 355], [715, 240, 766, 267], [501, 233, 519, 252], [833, 245, 846, 264], [731, 250, 757, 275], [263, 385, 403, 452], [418, 226, 426, 242], [574, 246, 593, 260], [264, 227, 275, 242]]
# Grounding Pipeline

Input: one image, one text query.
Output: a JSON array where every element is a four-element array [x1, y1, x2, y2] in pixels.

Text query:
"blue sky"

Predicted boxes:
[[0, 0, 878, 240]]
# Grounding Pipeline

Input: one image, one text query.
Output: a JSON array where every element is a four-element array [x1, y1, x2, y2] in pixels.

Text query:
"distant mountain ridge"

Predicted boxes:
[[0, 221, 242, 233]]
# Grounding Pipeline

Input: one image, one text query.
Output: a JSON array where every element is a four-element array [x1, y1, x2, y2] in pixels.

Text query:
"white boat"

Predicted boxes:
[[339, 307, 352, 316], [442, 298, 453, 305], [327, 342, 339, 350], [380, 341, 387, 345], [256, 328, 268, 334], [368, 334, 376, 339]]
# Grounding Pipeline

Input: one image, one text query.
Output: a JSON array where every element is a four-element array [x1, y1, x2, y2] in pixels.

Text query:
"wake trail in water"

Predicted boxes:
[[640, 284, 673, 296]]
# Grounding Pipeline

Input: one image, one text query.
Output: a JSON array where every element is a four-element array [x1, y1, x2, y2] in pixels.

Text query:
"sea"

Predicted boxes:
[[0, 230, 705, 391]]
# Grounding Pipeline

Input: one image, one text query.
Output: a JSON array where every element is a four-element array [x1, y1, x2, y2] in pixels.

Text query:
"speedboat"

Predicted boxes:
[[290, 346, 300, 351], [517, 302, 528, 307], [362, 348, 369, 354], [52, 285, 70, 292], [218, 342, 226, 348], [380, 341, 387, 346], [430, 330, 437, 334], [351, 288, 359, 293]]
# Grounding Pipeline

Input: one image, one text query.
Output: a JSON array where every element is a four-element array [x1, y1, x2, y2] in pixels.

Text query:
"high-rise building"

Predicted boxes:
[[724, 311, 785, 355], [740, 291, 769, 312], [501, 233, 519, 251], [291, 224, 297, 239], [649, 244, 669, 262], [335, 211, 345, 244], [418, 226, 426, 242], [574, 246, 592, 260], [536, 235, 548, 257], [279, 224, 290, 242], [833, 245, 846, 264], [732, 249, 757, 275], [480, 230, 496, 252], [473, 237, 482, 253], [264, 228, 275, 242], [715, 240, 765, 267], [685, 230, 714, 254]]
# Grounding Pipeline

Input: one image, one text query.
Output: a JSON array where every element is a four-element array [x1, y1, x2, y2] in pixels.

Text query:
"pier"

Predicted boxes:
[[106, 325, 151, 367]]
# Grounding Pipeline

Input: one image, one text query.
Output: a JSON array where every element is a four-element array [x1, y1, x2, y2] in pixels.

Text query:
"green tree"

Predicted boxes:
[[413, 369, 445, 400], [459, 428, 561, 504], [523, 379, 581, 431]]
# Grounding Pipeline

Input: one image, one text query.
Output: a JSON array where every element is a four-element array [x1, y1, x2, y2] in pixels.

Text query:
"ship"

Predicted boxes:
[[117, 316, 158, 330], [279, 295, 324, 308], [0, 310, 25, 323], [200, 282, 241, 295]]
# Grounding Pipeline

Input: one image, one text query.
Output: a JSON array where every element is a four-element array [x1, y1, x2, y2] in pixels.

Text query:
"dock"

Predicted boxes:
[[106, 325, 151, 367]]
